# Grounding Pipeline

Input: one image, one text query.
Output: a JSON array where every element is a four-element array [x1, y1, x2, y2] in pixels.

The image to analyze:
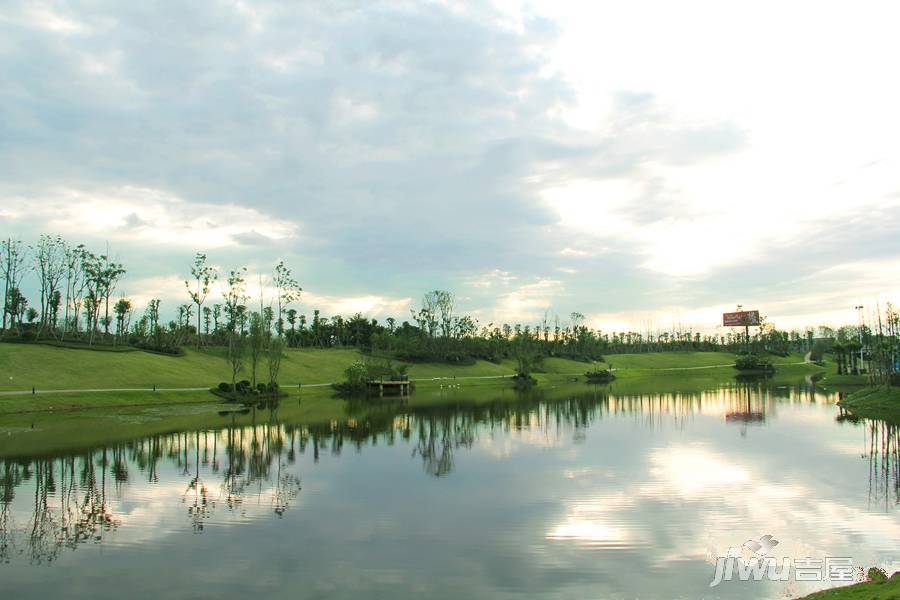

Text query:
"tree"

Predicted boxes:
[[47, 290, 62, 332], [1, 239, 27, 332], [273, 261, 301, 338], [62, 243, 87, 338], [248, 311, 265, 388], [5, 287, 27, 331], [212, 304, 221, 335], [185, 253, 217, 349], [286, 308, 298, 336], [223, 268, 248, 392], [262, 305, 284, 390], [82, 250, 126, 344], [512, 332, 537, 378], [32, 234, 66, 337], [146, 299, 162, 348], [113, 298, 133, 344]]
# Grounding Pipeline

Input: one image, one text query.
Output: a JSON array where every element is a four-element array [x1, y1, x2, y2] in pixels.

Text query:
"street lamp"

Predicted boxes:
[[854, 305, 865, 372]]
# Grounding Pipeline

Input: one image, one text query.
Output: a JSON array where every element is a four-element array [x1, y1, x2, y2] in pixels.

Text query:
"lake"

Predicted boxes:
[[1, 381, 898, 599]]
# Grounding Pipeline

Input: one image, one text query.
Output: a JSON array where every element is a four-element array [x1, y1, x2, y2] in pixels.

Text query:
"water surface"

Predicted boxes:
[[1, 382, 898, 599]]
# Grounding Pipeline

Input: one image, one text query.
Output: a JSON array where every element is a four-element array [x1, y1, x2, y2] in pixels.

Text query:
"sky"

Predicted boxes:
[[2, 0, 899, 333]]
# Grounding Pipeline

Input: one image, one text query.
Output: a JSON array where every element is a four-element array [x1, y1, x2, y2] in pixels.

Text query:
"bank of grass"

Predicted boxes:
[[838, 386, 900, 423], [0, 344, 822, 413], [0, 344, 526, 392], [2, 344, 805, 392], [0, 351, 824, 458], [817, 369, 870, 388], [798, 572, 900, 599]]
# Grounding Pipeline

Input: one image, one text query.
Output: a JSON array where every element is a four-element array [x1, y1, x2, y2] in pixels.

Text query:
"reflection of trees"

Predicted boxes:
[[866, 419, 899, 510], [0, 381, 842, 563], [0, 450, 122, 564], [412, 412, 476, 477], [0, 414, 304, 563]]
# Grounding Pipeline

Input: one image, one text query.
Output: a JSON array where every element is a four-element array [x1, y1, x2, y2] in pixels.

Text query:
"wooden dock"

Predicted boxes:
[[366, 380, 414, 397]]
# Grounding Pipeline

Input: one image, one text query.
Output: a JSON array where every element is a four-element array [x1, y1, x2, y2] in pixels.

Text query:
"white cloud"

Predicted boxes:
[[492, 278, 563, 322], [2, 186, 298, 249]]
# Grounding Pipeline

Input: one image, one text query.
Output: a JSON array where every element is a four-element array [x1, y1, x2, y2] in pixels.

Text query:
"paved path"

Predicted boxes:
[[0, 374, 518, 397]]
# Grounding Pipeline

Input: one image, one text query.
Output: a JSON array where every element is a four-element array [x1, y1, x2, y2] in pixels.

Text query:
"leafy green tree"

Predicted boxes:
[[185, 253, 217, 349], [1, 239, 27, 332], [223, 268, 248, 392], [113, 298, 133, 343], [32, 234, 66, 337], [273, 261, 301, 338]]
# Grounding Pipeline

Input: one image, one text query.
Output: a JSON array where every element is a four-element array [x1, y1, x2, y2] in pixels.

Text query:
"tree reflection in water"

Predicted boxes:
[[866, 419, 900, 511]]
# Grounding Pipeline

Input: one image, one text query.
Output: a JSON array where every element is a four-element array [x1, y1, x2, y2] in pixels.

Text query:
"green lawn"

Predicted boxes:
[[2, 345, 811, 393], [0, 348, 826, 458], [798, 573, 900, 599], [0, 344, 527, 392], [0, 344, 826, 416], [839, 386, 900, 424]]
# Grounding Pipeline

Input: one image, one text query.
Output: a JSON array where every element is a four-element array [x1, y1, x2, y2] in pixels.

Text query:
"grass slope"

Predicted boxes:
[[839, 386, 900, 423], [0, 344, 816, 391], [797, 573, 900, 599], [0, 344, 528, 392], [0, 344, 824, 415]]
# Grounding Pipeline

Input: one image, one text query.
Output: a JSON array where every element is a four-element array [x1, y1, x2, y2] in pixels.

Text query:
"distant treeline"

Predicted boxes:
[[2, 235, 899, 383]]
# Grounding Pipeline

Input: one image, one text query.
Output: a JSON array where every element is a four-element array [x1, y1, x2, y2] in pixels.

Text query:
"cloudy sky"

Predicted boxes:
[[2, 0, 899, 332]]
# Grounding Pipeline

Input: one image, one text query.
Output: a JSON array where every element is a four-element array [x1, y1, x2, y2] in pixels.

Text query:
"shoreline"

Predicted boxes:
[[838, 386, 900, 423]]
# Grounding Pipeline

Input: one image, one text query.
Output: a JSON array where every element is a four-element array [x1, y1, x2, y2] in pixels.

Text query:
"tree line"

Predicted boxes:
[[3, 234, 898, 382]]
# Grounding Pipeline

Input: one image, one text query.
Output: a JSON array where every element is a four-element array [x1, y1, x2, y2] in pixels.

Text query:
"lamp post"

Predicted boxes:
[[854, 305, 865, 372]]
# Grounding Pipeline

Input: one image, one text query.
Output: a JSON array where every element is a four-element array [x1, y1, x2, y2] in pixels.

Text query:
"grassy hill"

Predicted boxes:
[[798, 573, 900, 599], [0, 344, 523, 391], [838, 386, 900, 423], [0, 343, 828, 417], [0, 348, 826, 455], [0, 344, 817, 392]]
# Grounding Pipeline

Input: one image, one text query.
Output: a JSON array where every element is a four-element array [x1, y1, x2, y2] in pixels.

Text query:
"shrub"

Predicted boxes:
[[734, 354, 774, 371], [345, 361, 369, 387], [218, 382, 231, 392]]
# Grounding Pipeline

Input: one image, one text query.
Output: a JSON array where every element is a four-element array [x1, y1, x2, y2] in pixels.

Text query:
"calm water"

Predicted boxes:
[[1, 383, 898, 599]]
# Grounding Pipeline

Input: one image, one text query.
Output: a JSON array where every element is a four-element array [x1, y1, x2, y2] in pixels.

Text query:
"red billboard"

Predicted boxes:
[[723, 310, 760, 327]]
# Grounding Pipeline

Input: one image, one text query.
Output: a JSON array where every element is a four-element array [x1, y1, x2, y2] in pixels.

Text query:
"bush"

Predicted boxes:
[[443, 351, 476, 366], [734, 354, 774, 371], [218, 382, 231, 392]]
